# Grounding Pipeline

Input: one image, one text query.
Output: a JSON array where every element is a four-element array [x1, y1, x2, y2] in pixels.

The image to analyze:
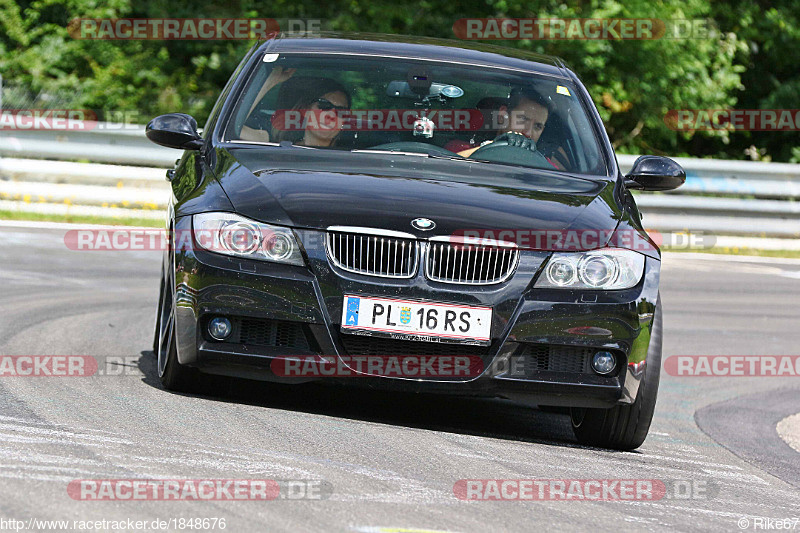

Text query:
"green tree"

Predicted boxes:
[[4, 0, 797, 162]]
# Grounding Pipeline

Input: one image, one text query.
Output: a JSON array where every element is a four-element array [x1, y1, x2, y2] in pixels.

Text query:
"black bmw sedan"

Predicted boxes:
[[147, 32, 684, 450]]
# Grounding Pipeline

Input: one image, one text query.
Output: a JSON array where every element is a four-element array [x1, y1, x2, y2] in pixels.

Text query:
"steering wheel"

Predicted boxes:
[[470, 133, 551, 168]]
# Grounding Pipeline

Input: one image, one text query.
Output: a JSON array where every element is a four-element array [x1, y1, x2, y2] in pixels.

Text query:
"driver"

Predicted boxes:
[[458, 87, 565, 170]]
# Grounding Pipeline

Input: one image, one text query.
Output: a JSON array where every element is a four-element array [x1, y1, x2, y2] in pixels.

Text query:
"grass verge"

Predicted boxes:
[[663, 246, 800, 259], [0, 209, 164, 228]]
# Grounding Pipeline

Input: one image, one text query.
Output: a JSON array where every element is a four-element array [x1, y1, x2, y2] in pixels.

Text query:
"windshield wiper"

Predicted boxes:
[[350, 149, 429, 157], [228, 140, 324, 150], [351, 149, 474, 164], [348, 148, 505, 168], [427, 153, 472, 163]]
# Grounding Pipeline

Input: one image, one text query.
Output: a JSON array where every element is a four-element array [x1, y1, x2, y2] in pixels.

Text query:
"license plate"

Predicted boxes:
[[341, 295, 492, 344]]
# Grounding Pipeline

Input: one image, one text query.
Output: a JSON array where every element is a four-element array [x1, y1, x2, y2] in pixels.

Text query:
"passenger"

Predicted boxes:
[[240, 67, 351, 148]]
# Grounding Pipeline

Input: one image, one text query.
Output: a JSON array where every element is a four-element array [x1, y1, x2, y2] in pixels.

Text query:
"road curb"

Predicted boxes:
[[695, 387, 800, 489], [777, 413, 800, 454]]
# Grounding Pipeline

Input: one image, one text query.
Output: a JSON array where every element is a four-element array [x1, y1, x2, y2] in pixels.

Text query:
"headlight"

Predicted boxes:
[[192, 212, 304, 266], [535, 248, 645, 290]]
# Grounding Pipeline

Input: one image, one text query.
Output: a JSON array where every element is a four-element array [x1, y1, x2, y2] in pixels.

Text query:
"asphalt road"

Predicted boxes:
[[0, 223, 799, 532]]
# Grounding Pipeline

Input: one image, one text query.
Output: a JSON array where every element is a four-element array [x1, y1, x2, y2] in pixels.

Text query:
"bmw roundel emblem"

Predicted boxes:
[[411, 218, 436, 231]]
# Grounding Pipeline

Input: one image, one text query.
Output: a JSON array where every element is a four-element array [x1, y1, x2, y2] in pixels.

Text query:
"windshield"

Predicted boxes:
[[223, 54, 608, 175]]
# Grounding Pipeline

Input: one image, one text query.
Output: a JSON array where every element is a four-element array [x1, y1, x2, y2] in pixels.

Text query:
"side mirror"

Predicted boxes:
[[624, 155, 685, 191], [146, 113, 203, 150]]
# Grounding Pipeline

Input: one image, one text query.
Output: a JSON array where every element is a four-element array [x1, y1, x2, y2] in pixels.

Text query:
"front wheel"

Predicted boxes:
[[571, 296, 662, 450], [155, 253, 199, 393]]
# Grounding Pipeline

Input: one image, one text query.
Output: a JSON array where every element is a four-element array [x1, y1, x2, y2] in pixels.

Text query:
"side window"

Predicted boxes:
[[227, 66, 273, 138], [203, 46, 258, 140]]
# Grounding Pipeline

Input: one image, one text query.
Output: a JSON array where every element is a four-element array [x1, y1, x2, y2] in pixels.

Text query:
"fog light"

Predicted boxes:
[[208, 317, 232, 341], [592, 351, 616, 375]]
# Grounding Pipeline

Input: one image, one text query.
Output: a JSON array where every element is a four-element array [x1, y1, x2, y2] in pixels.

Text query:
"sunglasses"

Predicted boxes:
[[314, 98, 349, 111]]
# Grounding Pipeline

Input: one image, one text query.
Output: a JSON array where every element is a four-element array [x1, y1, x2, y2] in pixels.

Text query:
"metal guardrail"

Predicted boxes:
[[1, 124, 799, 236], [618, 154, 800, 237], [0, 157, 165, 185], [0, 125, 178, 167], [618, 155, 800, 199]]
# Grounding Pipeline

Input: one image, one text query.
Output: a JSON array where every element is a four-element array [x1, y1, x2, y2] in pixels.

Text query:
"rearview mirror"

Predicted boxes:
[[146, 113, 203, 150], [624, 155, 685, 191], [386, 81, 464, 99]]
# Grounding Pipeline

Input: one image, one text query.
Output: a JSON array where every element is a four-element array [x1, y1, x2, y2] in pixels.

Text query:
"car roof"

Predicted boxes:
[[258, 32, 571, 79]]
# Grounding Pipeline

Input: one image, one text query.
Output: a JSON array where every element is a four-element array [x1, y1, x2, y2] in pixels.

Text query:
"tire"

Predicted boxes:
[[152, 262, 165, 355], [571, 295, 662, 450], [155, 252, 198, 393]]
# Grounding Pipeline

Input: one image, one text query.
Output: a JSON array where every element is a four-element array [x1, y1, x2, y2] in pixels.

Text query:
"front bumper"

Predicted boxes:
[[170, 217, 660, 408]]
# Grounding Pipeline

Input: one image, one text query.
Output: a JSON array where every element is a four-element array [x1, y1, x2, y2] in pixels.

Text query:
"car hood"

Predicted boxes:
[[213, 147, 622, 239]]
